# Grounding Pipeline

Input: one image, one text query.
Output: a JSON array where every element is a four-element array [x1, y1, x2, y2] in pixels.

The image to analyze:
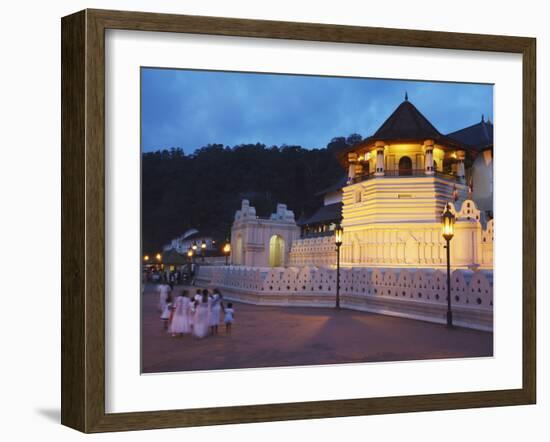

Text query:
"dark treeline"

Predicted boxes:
[[142, 134, 363, 253]]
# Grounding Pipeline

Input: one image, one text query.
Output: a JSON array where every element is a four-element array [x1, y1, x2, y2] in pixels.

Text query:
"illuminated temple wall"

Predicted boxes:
[[196, 265, 493, 331], [340, 177, 493, 270]]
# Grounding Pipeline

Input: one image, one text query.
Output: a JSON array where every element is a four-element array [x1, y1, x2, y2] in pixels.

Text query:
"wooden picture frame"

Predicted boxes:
[[61, 8, 536, 433]]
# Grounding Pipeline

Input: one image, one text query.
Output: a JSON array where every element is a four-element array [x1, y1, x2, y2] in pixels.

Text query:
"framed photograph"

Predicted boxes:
[[61, 9, 536, 433]]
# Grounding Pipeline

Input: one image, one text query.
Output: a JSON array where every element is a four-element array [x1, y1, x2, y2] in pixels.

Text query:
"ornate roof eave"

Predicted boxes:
[[336, 135, 474, 167]]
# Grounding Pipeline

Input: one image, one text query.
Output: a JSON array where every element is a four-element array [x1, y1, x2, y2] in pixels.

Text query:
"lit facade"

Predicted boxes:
[[231, 98, 493, 271], [210, 98, 495, 330]]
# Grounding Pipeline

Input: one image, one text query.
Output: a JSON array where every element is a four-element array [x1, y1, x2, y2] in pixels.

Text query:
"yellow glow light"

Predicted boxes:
[[334, 225, 344, 246], [441, 204, 455, 241], [155, 253, 162, 261]]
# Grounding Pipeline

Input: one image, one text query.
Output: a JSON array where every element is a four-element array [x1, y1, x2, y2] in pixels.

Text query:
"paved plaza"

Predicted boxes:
[[142, 284, 493, 373]]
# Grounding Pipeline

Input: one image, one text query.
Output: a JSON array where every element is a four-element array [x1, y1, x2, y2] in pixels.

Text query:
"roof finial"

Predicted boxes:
[[405, 91, 409, 101], [481, 114, 485, 122]]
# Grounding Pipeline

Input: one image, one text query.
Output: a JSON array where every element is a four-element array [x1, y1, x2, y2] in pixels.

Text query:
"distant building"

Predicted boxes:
[[447, 115, 494, 213], [163, 228, 217, 254], [297, 175, 345, 237]]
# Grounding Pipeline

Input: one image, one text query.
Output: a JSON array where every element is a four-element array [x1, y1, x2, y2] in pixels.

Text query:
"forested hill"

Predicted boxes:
[[142, 134, 363, 254]]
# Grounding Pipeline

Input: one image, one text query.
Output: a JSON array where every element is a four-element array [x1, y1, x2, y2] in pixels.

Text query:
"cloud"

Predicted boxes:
[[141, 68, 493, 153]]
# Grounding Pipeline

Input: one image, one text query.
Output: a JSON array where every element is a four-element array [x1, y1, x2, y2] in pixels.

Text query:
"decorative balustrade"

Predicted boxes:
[[197, 265, 493, 330], [350, 169, 458, 184]]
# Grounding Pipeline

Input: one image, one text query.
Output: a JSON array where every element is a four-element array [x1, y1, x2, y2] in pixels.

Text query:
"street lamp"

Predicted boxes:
[[223, 241, 231, 266], [143, 255, 149, 262], [187, 248, 193, 262], [201, 240, 207, 262], [441, 203, 456, 328], [334, 224, 343, 309]]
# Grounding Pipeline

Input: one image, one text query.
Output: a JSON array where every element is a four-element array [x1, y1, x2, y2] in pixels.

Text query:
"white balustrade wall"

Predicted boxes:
[[196, 265, 493, 331], [289, 235, 336, 267], [287, 216, 494, 270]]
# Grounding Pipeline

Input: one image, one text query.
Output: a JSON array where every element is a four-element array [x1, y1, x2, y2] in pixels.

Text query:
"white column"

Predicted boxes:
[[456, 150, 466, 183], [424, 140, 434, 176], [374, 141, 385, 176]]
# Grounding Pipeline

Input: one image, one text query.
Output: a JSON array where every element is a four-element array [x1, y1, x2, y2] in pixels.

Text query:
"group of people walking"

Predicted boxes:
[[157, 284, 234, 338]]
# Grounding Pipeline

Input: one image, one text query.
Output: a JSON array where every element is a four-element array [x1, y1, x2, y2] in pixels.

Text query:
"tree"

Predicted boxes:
[[141, 134, 361, 253]]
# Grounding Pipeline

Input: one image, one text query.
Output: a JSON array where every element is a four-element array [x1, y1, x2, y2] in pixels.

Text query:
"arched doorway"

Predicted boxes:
[[399, 156, 412, 176], [269, 235, 285, 267]]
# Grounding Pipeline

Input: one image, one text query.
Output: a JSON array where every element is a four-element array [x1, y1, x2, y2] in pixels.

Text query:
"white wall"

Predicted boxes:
[[0, 1, 546, 441]]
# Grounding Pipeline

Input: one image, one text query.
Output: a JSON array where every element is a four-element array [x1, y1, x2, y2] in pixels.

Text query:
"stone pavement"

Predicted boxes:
[[142, 284, 493, 373]]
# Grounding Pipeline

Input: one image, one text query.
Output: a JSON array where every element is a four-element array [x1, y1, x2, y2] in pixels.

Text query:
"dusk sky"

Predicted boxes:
[[141, 68, 493, 153]]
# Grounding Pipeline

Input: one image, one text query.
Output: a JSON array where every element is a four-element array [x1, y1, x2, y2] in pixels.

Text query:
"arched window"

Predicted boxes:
[[269, 235, 285, 267], [433, 159, 437, 171], [355, 189, 362, 203], [399, 156, 413, 176]]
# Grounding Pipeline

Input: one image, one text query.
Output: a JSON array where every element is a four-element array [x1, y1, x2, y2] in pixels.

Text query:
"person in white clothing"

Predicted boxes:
[[224, 302, 235, 335], [160, 293, 173, 331], [169, 290, 191, 336], [193, 290, 211, 338], [157, 282, 171, 313], [209, 289, 223, 335]]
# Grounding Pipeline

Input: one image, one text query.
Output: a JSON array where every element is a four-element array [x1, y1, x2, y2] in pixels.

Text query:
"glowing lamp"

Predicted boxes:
[[155, 253, 162, 261], [223, 243, 231, 254], [335, 224, 343, 247], [144, 255, 149, 262], [441, 204, 456, 241], [187, 249, 193, 258], [192, 242, 198, 251], [201, 240, 207, 250]]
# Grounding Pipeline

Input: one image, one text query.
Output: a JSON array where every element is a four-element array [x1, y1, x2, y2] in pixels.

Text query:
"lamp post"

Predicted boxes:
[[334, 224, 343, 309], [223, 241, 231, 266], [201, 240, 206, 262], [441, 203, 456, 328]]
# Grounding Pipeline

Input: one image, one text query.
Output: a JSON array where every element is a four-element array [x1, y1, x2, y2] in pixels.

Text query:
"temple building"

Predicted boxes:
[[213, 97, 494, 330], [231, 96, 493, 270]]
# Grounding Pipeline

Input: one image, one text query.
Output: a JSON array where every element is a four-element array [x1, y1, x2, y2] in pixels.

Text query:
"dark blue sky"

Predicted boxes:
[[141, 68, 493, 153]]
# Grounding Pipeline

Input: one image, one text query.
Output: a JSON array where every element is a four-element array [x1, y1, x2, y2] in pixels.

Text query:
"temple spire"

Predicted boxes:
[[405, 91, 408, 101], [481, 114, 485, 122]]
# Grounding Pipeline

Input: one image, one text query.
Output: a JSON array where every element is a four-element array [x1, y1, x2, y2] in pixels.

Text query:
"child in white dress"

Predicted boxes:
[[160, 293, 173, 331], [169, 291, 191, 336], [209, 289, 223, 335], [224, 303, 234, 334]]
